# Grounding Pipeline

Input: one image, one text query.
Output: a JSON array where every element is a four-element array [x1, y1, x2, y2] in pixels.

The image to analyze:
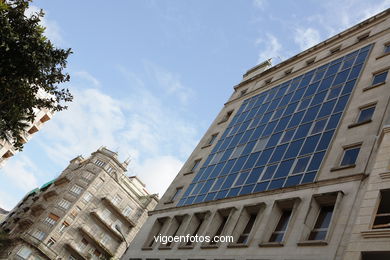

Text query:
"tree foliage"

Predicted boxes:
[[0, 0, 72, 150]]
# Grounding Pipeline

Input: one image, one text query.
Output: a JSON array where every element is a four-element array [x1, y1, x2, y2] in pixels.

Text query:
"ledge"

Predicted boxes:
[[201, 144, 212, 149], [200, 244, 219, 249], [177, 245, 195, 250], [363, 81, 386, 92], [348, 119, 372, 129], [141, 247, 153, 251], [376, 52, 390, 60], [379, 171, 390, 179], [79, 227, 114, 256], [361, 229, 390, 238], [217, 119, 228, 125], [183, 171, 194, 176], [297, 240, 328, 246], [164, 201, 174, 205], [259, 242, 284, 247], [227, 243, 248, 248], [158, 246, 172, 250], [330, 164, 356, 172]]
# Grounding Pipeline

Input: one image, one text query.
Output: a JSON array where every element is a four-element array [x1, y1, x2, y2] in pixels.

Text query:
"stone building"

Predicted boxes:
[[122, 8, 390, 260], [0, 147, 158, 259], [0, 90, 53, 168], [0, 208, 9, 223]]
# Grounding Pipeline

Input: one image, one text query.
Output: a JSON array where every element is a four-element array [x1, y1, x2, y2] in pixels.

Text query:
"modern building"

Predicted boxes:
[[0, 147, 158, 260], [0, 90, 54, 168], [0, 208, 9, 223], [122, 8, 390, 260]]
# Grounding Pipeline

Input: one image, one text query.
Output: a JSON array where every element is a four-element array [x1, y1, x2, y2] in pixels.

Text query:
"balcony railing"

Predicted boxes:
[[101, 197, 136, 227], [20, 233, 58, 260], [78, 227, 114, 257], [64, 243, 87, 260], [90, 211, 124, 241]]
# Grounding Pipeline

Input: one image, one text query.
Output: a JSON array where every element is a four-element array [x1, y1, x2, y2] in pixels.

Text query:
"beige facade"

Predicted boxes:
[[0, 208, 8, 223], [0, 147, 158, 260], [122, 9, 390, 260], [0, 90, 54, 168]]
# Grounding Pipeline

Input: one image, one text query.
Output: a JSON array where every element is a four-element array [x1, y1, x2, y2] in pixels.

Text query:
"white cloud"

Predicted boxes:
[[36, 66, 199, 196], [25, 5, 63, 45], [294, 27, 321, 51], [308, 0, 390, 36], [74, 71, 101, 87], [2, 156, 39, 192], [0, 190, 18, 211], [253, 0, 267, 9], [134, 156, 184, 196], [256, 33, 283, 64], [145, 62, 194, 105]]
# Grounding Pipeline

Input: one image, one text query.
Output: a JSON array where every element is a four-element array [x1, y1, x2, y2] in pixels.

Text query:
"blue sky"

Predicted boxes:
[[0, 0, 389, 210]]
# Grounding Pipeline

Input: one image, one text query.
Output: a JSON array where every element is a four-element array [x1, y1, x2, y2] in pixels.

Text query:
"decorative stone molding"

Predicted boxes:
[[361, 229, 390, 238]]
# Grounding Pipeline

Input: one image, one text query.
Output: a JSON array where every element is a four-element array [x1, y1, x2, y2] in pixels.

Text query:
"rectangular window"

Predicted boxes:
[[357, 32, 370, 42], [372, 71, 388, 86], [330, 45, 341, 54], [306, 58, 315, 65], [82, 171, 94, 181], [95, 159, 106, 167], [269, 209, 292, 242], [171, 187, 183, 202], [70, 185, 83, 195], [58, 199, 71, 209], [47, 237, 56, 247], [240, 89, 248, 97], [219, 110, 233, 124], [285, 68, 293, 75], [373, 190, 390, 229], [70, 206, 81, 219], [83, 191, 93, 202], [210, 216, 228, 245], [184, 213, 206, 246], [190, 160, 201, 172], [80, 238, 88, 249], [208, 133, 218, 145], [17, 247, 32, 259], [44, 213, 59, 226], [123, 205, 133, 217], [101, 208, 112, 221], [357, 105, 375, 124], [112, 194, 122, 205], [32, 230, 46, 241], [340, 146, 361, 167], [101, 234, 112, 245], [107, 165, 114, 173], [308, 205, 335, 240], [384, 43, 390, 54], [59, 221, 69, 233], [145, 217, 169, 248], [237, 213, 257, 244]]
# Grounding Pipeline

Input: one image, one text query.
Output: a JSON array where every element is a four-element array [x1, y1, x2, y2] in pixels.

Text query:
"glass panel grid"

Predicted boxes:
[[177, 44, 372, 207]]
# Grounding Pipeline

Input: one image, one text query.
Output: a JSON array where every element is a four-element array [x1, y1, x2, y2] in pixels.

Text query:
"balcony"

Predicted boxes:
[[65, 243, 87, 260], [20, 233, 58, 260], [54, 176, 71, 186], [90, 211, 124, 241], [78, 227, 114, 257], [30, 204, 45, 217], [101, 197, 136, 227], [43, 190, 58, 201]]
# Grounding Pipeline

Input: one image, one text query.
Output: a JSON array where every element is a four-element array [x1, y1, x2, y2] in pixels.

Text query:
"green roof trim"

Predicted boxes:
[[40, 179, 55, 190], [27, 188, 39, 196]]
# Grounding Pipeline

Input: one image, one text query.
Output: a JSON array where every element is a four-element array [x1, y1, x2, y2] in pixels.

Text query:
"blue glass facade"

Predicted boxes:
[[178, 44, 372, 207]]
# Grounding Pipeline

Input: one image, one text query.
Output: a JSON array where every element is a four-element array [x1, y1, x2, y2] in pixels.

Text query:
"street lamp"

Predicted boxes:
[[115, 224, 129, 248]]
